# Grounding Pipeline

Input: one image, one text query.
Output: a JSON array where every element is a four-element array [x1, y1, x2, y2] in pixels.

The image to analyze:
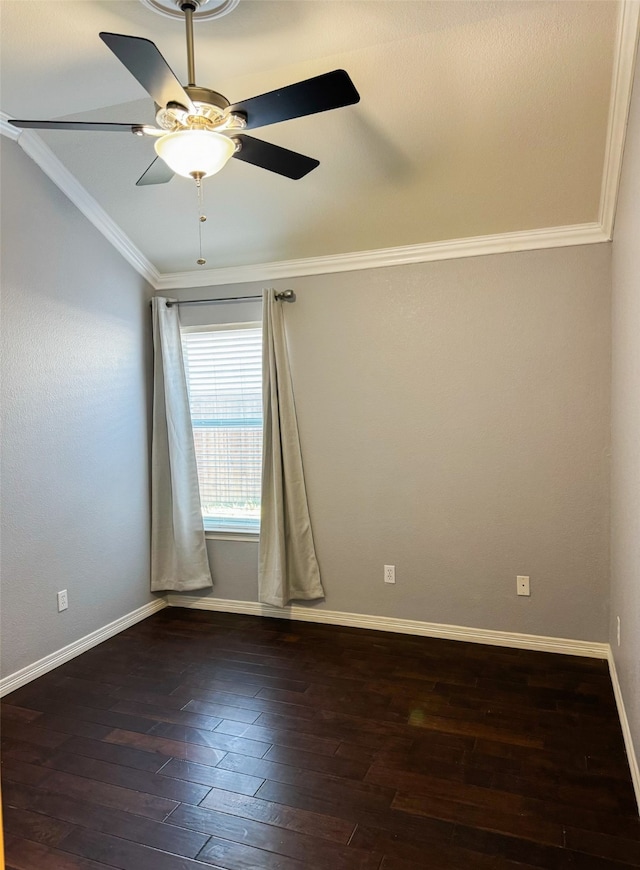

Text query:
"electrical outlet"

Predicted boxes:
[[617, 616, 621, 647], [57, 589, 68, 612], [516, 575, 530, 596], [384, 565, 396, 584]]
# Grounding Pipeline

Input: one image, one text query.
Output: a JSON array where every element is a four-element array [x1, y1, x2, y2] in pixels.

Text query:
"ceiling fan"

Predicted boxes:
[[9, 0, 360, 185]]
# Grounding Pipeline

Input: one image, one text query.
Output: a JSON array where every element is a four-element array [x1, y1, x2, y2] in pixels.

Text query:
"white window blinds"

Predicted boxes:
[[181, 323, 262, 533]]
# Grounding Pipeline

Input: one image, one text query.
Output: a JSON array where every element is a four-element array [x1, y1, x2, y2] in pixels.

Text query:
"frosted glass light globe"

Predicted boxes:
[[155, 129, 235, 178]]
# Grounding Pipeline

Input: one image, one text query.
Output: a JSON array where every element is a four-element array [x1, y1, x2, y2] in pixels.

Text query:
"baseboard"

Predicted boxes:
[[608, 649, 640, 813], [0, 598, 167, 697], [165, 595, 609, 659]]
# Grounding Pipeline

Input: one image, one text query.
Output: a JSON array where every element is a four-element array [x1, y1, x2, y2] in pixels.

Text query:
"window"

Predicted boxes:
[[181, 323, 262, 534]]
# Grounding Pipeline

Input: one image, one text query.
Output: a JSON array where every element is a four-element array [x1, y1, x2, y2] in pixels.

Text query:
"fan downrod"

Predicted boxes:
[[182, 1, 198, 86], [153, 4, 246, 133]]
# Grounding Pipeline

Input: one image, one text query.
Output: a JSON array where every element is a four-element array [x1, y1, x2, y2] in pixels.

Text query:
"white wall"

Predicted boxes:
[[0, 140, 154, 679], [610, 56, 640, 760], [167, 241, 611, 642]]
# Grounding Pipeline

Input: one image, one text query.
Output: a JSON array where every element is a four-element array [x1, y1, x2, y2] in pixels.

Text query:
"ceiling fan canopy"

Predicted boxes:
[[139, 0, 239, 23], [9, 0, 360, 184]]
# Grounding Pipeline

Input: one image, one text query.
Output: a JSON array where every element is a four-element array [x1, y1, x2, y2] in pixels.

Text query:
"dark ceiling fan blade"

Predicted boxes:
[[230, 69, 360, 130], [232, 135, 319, 179], [136, 157, 175, 186], [99, 32, 194, 112], [9, 120, 147, 133]]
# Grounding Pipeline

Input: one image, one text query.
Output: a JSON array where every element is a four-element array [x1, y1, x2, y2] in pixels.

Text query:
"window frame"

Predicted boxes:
[[181, 320, 262, 540]]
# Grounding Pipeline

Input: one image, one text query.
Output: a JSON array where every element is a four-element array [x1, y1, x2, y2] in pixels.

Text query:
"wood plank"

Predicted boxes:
[[4, 700, 161, 735], [159, 758, 265, 797], [255, 778, 395, 817], [24, 714, 114, 741], [1, 806, 75, 848], [0, 705, 42, 724], [198, 786, 354, 844], [182, 699, 264, 724], [1, 757, 52, 787], [351, 824, 497, 869], [105, 728, 230, 766], [250, 711, 413, 751], [42, 752, 212, 804], [491, 767, 637, 813], [167, 803, 382, 870], [110, 699, 224, 730], [452, 824, 635, 869], [392, 791, 563, 846], [262, 744, 369, 780], [36, 771, 179, 821], [1, 737, 58, 766], [214, 721, 340, 756], [57, 828, 217, 870], [563, 827, 640, 865], [4, 837, 111, 870], [217, 752, 395, 801], [148, 721, 270, 757], [197, 836, 308, 870], [55, 735, 172, 773], [1, 721, 70, 749], [3, 781, 210, 859], [186, 667, 309, 694]]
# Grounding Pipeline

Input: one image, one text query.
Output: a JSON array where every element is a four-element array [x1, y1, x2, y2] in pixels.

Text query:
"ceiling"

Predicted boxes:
[[0, 1, 628, 280]]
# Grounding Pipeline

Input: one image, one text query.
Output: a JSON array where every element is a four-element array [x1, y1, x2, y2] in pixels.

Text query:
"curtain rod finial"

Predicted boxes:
[[275, 289, 296, 303]]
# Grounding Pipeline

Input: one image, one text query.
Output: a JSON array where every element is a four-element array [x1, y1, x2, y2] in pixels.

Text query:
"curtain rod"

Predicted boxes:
[[163, 290, 295, 308]]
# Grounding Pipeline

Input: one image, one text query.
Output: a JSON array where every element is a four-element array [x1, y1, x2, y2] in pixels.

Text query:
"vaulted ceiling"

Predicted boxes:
[[1, 1, 636, 285]]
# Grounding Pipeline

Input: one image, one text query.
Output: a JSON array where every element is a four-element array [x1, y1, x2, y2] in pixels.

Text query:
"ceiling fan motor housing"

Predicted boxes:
[[155, 87, 248, 132]]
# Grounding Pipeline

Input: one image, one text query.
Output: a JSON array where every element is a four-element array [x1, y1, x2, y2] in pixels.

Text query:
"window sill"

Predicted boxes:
[[204, 530, 259, 543]]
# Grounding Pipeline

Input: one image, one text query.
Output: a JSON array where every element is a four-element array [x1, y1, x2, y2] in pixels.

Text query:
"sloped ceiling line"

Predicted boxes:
[[1, 1, 638, 291], [0, 115, 20, 142], [1, 112, 160, 287]]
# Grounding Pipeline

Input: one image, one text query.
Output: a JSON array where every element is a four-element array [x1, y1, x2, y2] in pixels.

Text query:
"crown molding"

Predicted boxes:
[[599, 0, 640, 240], [1, 112, 160, 288], [0, 112, 20, 141], [156, 223, 608, 289]]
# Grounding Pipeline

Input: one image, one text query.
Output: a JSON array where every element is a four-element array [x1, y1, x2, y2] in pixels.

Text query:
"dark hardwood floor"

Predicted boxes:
[[2, 608, 639, 869]]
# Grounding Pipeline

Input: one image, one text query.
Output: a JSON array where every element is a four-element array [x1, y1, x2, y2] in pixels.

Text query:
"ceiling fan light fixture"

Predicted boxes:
[[154, 129, 235, 178]]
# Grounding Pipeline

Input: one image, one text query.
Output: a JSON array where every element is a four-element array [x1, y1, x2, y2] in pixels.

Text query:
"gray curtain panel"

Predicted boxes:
[[259, 289, 324, 607], [150, 297, 213, 592]]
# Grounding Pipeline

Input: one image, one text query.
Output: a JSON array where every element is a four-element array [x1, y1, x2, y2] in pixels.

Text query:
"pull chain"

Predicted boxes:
[[195, 174, 207, 266]]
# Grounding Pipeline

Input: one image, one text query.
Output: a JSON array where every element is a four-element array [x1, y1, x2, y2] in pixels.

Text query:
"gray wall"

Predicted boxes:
[[0, 140, 154, 679], [168, 242, 611, 642], [610, 57, 640, 757]]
